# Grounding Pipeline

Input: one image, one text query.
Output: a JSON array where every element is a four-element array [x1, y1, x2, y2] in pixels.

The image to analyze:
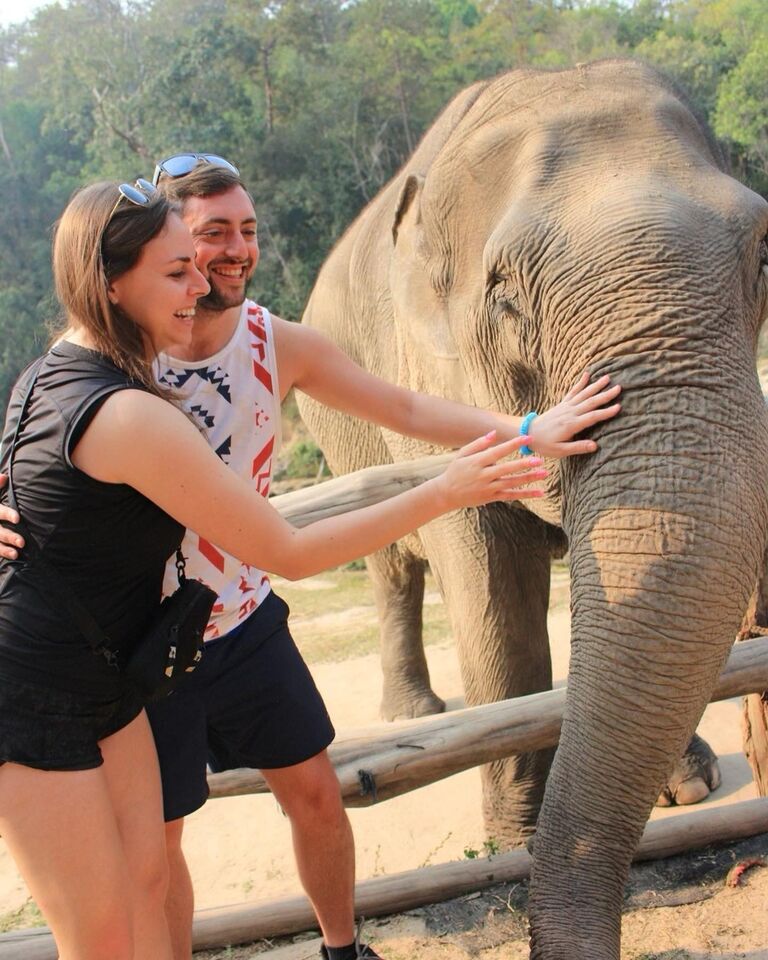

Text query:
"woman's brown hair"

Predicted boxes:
[[52, 181, 177, 394]]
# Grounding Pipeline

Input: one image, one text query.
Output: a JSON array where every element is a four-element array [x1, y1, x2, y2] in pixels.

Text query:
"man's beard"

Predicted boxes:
[[197, 274, 249, 312]]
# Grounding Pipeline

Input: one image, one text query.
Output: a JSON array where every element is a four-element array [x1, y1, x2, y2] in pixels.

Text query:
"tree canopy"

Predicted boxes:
[[1, 0, 765, 401]]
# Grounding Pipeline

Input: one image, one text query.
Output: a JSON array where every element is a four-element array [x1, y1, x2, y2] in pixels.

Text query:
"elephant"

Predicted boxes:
[[298, 59, 768, 958]]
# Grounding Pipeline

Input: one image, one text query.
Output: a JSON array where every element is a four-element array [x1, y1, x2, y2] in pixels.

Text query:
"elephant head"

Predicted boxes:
[[379, 61, 768, 957]]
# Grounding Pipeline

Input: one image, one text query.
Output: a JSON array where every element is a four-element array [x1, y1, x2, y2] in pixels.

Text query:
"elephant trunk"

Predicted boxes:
[[528, 376, 768, 959]]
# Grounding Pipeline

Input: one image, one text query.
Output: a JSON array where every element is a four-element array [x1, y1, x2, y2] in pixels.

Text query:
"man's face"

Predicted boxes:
[[181, 185, 259, 312]]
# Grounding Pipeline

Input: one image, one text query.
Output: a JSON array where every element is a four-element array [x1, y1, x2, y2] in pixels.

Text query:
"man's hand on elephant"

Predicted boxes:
[[438, 432, 549, 510], [0, 474, 24, 560], [527, 373, 621, 458]]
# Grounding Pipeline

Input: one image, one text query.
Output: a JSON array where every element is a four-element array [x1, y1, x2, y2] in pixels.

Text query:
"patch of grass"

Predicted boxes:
[[0, 898, 45, 933], [295, 622, 383, 663], [273, 569, 373, 620], [274, 558, 571, 663], [277, 569, 452, 664], [463, 838, 501, 860], [633, 952, 692, 960]]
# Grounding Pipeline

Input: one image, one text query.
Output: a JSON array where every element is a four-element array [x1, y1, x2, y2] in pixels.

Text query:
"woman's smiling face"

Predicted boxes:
[[107, 212, 210, 356]]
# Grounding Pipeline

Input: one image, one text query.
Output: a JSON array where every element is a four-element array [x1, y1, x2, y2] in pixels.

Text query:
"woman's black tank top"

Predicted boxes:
[[0, 342, 184, 693]]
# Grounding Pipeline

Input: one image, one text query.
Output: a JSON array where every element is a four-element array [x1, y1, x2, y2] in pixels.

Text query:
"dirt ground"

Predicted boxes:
[[193, 837, 768, 960], [0, 573, 764, 958]]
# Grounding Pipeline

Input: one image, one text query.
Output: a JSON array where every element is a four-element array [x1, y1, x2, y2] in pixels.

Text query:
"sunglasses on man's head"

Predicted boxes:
[[152, 153, 240, 186]]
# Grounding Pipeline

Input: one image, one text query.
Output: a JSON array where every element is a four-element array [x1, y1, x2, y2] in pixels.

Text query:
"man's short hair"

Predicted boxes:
[[156, 162, 255, 209]]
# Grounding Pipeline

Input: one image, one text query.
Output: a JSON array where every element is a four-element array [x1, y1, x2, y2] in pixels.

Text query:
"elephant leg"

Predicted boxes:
[[420, 505, 556, 847], [367, 545, 444, 721], [655, 733, 721, 806]]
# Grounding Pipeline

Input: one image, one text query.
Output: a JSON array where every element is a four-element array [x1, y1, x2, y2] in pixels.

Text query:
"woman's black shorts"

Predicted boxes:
[[0, 671, 143, 771]]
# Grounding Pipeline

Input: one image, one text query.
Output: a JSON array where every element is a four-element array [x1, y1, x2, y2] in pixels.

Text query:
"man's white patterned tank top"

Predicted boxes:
[[157, 301, 282, 640]]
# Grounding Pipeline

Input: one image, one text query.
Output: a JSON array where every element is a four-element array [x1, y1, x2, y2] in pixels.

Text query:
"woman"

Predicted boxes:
[[0, 180, 551, 959]]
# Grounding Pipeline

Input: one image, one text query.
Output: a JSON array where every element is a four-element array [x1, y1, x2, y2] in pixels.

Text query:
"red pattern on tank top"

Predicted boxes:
[[198, 536, 226, 573], [248, 305, 273, 394], [247, 306, 274, 500]]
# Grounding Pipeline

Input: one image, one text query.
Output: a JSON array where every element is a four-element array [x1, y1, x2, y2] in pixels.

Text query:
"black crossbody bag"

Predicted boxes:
[[4, 357, 217, 702]]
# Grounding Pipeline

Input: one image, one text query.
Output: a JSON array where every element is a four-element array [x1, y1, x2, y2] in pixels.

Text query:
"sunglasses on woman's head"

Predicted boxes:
[[101, 179, 159, 262], [117, 178, 157, 206], [151, 153, 240, 186], [105, 178, 157, 228]]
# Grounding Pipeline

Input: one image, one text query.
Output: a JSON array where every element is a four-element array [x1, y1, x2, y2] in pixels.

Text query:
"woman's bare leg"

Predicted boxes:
[[0, 710, 172, 960], [100, 709, 173, 959], [0, 762, 135, 960]]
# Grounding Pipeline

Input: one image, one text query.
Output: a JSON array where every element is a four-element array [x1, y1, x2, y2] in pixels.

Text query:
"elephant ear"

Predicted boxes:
[[392, 174, 425, 245]]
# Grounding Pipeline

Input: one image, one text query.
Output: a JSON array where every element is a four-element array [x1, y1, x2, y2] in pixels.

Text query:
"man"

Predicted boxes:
[[0, 154, 620, 959]]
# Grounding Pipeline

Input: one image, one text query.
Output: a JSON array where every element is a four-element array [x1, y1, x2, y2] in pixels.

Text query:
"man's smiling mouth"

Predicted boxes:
[[212, 264, 247, 279]]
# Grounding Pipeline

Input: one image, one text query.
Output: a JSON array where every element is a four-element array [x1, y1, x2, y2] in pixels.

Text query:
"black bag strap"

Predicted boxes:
[[4, 357, 186, 666]]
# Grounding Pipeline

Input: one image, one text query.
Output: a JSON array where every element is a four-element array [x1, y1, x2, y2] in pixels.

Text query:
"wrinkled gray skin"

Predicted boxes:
[[299, 60, 768, 957]]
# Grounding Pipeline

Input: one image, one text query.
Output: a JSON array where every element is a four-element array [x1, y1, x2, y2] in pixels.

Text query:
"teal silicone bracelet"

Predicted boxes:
[[519, 411, 538, 455]]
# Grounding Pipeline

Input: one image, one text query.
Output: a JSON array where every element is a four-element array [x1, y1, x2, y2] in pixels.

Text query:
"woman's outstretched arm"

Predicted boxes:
[[72, 389, 547, 581]]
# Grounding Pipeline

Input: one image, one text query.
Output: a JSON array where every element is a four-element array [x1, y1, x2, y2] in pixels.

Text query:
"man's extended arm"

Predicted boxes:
[[273, 317, 621, 459]]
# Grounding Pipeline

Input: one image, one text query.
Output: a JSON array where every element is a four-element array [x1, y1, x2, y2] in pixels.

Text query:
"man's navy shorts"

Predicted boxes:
[[146, 590, 335, 822]]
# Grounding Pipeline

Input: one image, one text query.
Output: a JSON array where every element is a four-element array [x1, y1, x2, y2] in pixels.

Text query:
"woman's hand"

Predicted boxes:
[[528, 373, 621, 458], [435, 432, 548, 511], [0, 475, 23, 561]]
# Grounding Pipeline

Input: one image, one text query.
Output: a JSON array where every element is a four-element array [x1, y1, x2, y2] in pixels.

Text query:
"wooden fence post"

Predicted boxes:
[[740, 543, 768, 795]]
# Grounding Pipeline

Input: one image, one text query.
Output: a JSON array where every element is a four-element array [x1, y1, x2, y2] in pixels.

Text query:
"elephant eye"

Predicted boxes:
[[487, 270, 521, 314], [760, 237, 768, 266]]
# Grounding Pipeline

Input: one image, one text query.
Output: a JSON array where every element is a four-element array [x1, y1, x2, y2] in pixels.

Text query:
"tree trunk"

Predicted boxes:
[[262, 38, 276, 135]]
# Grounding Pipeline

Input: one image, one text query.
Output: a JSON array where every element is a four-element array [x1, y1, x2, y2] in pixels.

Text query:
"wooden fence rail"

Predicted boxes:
[[208, 633, 768, 806], [271, 453, 453, 527], [3, 797, 768, 958]]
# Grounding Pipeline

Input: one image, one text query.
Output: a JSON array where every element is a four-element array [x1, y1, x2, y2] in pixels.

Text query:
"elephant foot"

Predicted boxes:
[[380, 688, 446, 721], [655, 732, 722, 806]]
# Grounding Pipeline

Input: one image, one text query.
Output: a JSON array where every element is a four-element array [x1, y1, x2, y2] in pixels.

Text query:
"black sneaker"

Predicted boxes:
[[319, 939, 383, 959]]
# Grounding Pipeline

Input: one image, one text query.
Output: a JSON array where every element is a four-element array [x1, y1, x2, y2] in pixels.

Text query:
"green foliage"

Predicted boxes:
[[713, 30, 768, 189], [0, 0, 765, 392], [277, 439, 330, 480], [463, 837, 500, 859]]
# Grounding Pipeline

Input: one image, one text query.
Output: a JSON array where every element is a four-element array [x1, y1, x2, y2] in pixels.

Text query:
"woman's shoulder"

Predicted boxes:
[[46, 341, 134, 384]]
